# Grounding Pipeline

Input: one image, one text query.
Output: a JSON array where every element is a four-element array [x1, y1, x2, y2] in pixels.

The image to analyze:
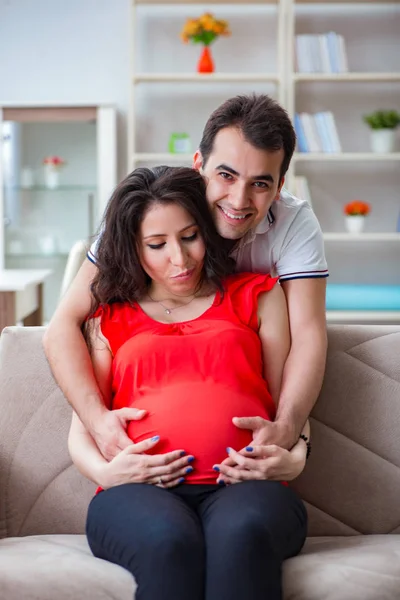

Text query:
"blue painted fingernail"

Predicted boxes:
[[186, 467, 193, 474], [213, 466, 220, 472], [218, 480, 225, 486], [187, 456, 195, 463], [226, 447, 231, 453], [180, 451, 186, 456], [151, 435, 160, 442], [246, 446, 253, 452], [178, 477, 185, 483]]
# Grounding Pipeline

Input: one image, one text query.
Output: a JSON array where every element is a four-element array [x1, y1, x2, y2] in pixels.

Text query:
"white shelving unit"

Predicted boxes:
[[0, 103, 117, 321], [127, 0, 400, 324], [323, 233, 400, 242], [327, 311, 400, 324], [293, 153, 400, 162], [129, 0, 287, 169], [286, 0, 400, 324]]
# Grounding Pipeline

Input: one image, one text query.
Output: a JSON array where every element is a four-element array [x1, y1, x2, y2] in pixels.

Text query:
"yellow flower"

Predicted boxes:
[[199, 13, 216, 31], [180, 12, 231, 44]]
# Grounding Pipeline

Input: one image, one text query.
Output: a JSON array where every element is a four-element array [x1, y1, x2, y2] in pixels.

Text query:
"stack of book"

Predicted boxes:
[[294, 112, 342, 153], [295, 32, 348, 74]]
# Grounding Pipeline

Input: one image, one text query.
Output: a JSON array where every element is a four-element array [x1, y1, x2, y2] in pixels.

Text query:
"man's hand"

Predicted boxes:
[[214, 444, 306, 484], [232, 416, 297, 450], [89, 407, 147, 461], [216, 416, 303, 484]]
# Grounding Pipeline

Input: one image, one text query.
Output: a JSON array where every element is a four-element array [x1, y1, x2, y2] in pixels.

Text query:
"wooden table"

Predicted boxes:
[[0, 269, 52, 331]]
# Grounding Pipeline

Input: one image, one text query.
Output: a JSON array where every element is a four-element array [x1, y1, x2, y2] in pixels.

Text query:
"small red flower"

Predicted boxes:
[[43, 156, 65, 167], [344, 200, 371, 216]]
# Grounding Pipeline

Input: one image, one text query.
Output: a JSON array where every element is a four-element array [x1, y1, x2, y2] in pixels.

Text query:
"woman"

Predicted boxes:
[[68, 166, 309, 600]]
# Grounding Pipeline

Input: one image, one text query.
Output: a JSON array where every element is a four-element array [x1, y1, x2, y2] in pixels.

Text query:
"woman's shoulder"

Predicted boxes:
[[221, 272, 279, 330], [90, 301, 138, 322], [223, 272, 278, 294]]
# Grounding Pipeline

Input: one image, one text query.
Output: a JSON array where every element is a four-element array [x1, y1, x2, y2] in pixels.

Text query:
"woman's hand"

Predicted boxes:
[[98, 435, 194, 490], [213, 440, 307, 485]]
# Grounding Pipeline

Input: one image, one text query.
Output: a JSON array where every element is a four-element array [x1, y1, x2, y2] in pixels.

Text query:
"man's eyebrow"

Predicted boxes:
[[216, 163, 274, 184], [143, 223, 196, 240]]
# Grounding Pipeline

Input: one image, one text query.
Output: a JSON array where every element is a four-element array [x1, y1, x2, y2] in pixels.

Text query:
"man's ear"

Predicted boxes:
[[193, 150, 203, 172], [274, 176, 284, 200]]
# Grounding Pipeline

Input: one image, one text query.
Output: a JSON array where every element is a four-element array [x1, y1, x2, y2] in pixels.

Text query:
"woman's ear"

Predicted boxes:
[[193, 150, 203, 172]]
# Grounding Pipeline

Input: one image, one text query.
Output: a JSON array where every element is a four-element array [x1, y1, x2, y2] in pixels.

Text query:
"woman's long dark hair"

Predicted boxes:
[[90, 165, 234, 311]]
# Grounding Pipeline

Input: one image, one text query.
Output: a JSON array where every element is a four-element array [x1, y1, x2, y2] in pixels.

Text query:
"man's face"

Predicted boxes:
[[193, 127, 284, 241]]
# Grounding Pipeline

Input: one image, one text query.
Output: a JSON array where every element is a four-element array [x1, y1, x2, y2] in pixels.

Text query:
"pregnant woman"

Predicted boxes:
[[68, 165, 309, 600]]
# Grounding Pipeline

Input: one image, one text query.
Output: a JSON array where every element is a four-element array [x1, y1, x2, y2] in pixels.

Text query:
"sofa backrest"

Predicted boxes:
[[0, 325, 399, 539], [291, 324, 400, 536]]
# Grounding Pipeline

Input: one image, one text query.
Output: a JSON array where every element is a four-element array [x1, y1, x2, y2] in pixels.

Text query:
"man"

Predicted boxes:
[[44, 94, 328, 481]]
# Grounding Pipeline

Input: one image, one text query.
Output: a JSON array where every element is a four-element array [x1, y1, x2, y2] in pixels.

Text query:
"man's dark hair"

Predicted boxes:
[[90, 166, 233, 310], [199, 94, 296, 181]]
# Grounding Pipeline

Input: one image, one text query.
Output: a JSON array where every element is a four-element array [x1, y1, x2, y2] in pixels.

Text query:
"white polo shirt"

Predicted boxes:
[[232, 188, 328, 281], [88, 188, 328, 282]]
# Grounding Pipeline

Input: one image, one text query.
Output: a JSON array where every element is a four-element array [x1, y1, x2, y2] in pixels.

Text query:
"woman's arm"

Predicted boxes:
[[67, 316, 114, 483]]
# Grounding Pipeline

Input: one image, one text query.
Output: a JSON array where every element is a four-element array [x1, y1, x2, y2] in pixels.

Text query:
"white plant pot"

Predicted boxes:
[[44, 165, 60, 189], [345, 215, 366, 234], [370, 129, 396, 154]]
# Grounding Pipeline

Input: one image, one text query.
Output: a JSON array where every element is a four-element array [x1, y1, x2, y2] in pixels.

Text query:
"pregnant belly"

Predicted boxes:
[[125, 383, 272, 484]]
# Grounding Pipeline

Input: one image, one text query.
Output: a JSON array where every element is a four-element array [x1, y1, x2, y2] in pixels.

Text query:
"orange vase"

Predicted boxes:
[[197, 46, 214, 74]]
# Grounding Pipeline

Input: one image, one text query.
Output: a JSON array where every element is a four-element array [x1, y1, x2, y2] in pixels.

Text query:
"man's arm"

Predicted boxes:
[[275, 277, 327, 447], [43, 259, 135, 460], [215, 283, 309, 483], [231, 277, 326, 452]]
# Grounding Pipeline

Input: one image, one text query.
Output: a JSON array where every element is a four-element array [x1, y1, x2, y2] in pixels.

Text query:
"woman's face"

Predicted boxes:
[[139, 202, 206, 297]]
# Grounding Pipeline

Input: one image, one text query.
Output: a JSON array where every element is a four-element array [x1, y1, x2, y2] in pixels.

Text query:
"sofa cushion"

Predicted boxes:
[[1, 533, 399, 600], [284, 535, 400, 600], [0, 534, 135, 600]]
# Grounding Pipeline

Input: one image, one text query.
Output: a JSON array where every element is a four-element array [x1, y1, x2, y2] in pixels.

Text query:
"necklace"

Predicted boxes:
[[147, 291, 197, 315]]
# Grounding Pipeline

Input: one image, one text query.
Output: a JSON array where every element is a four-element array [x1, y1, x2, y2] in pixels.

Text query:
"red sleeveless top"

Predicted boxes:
[[94, 272, 278, 484]]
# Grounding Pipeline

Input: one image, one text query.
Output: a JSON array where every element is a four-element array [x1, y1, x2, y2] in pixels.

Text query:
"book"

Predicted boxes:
[[294, 113, 309, 153], [324, 111, 342, 153], [300, 113, 322, 153]]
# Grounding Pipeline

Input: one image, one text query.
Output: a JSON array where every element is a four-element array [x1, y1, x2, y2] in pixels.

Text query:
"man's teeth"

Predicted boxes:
[[220, 207, 247, 220]]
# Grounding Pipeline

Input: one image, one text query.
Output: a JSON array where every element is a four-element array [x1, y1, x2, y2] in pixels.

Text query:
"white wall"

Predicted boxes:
[[0, 0, 130, 179]]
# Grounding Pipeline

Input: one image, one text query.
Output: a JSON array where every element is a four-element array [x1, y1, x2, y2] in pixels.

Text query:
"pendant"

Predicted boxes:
[[165, 308, 171, 315]]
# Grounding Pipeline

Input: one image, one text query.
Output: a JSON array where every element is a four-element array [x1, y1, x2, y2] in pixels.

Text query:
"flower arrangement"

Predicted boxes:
[[180, 13, 231, 46], [344, 200, 371, 216], [43, 156, 65, 168]]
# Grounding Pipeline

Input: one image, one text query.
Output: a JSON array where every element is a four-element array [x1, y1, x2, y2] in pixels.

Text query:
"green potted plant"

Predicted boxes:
[[363, 110, 400, 154]]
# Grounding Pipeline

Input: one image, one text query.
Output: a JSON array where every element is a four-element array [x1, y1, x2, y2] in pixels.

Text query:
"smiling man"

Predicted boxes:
[[44, 94, 328, 481]]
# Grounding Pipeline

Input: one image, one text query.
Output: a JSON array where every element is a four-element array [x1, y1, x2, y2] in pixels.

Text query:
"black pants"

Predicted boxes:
[[86, 481, 307, 600]]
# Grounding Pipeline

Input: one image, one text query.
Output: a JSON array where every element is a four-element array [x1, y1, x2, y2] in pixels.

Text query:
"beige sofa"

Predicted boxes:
[[0, 325, 399, 600]]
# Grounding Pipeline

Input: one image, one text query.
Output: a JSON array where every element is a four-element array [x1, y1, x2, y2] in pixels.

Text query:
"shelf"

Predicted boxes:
[[4, 185, 96, 192], [327, 311, 400, 323], [135, 0, 278, 4], [296, 0, 400, 4], [134, 153, 193, 162], [6, 253, 69, 259], [294, 73, 400, 82], [134, 73, 279, 83], [293, 153, 400, 162], [323, 233, 400, 242]]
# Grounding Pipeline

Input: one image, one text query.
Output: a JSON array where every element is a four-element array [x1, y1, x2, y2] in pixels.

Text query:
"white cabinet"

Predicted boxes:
[[0, 104, 117, 321]]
